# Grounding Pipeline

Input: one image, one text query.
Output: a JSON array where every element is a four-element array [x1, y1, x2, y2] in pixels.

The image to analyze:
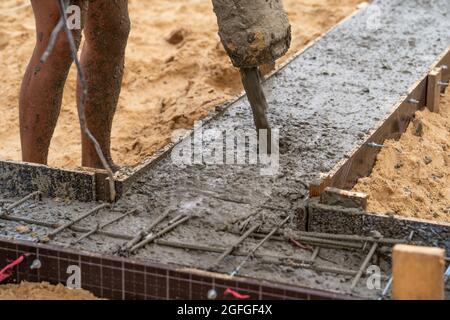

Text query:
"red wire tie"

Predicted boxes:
[[0, 254, 30, 283], [290, 238, 313, 252], [224, 288, 250, 299]]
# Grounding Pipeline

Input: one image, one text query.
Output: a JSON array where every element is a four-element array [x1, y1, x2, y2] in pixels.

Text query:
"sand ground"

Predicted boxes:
[[0, 0, 362, 169], [354, 91, 450, 223], [0, 281, 99, 300]]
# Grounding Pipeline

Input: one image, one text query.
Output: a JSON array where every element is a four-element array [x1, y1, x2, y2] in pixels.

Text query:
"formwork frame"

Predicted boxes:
[[305, 47, 450, 241]]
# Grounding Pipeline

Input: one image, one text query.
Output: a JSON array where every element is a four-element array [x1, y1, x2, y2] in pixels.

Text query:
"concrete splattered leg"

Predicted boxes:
[[78, 0, 130, 170]]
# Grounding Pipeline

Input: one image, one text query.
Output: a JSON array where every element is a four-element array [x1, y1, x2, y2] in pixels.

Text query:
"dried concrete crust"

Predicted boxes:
[[212, 0, 291, 67]]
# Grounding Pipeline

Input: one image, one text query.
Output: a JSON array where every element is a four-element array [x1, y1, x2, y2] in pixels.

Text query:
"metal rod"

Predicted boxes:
[[1, 209, 402, 253], [2, 191, 41, 214], [0, 214, 58, 229], [231, 215, 291, 277], [123, 208, 172, 251], [72, 223, 100, 245], [294, 230, 409, 245], [249, 216, 291, 254], [310, 247, 320, 263], [379, 277, 393, 300], [1, 210, 377, 252], [0, 213, 132, 240], [47, 203, 109, 240], [152, 240, 359, 277], [407, 98, 419, 105], [154, 239, 373, 278], [248, 232, 363, 250], [155, 239, 224, 253], [130, 215, 191, 253], [378, 231, 415, 300], [367, 142, 385, 148], [100, 208, 138, 228], [168, 214, 184, 225], [154, 238, 362, 278], [210, 223, 261, 270], [57, 0, 116, 201], [71, 208, 138, 245], [82, 227, 130, 240], [294, 236, 363, 250], [41, 17, 64, 63], [444, 266, 450, 284], [351, 242, 378, 290]]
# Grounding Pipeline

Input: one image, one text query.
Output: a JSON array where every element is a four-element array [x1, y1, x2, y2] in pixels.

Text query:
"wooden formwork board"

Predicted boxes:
[[0, 160, 97, 202]]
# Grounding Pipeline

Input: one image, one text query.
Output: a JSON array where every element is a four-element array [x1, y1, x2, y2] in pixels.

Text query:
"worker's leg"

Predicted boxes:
[[19, 0, 85, 164], [78, 0, 130, 170]]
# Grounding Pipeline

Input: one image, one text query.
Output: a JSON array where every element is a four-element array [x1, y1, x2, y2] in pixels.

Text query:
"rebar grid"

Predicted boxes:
[[0, 191, 428, 294]]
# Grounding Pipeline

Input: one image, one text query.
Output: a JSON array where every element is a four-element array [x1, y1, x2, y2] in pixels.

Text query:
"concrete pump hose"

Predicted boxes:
[[212, 0, 292, 68]]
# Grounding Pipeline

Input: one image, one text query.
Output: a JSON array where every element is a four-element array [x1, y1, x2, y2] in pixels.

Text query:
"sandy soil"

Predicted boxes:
[[0, 281, 99, 300], [354, 92, 450, 223], [0, 0, 362, 169]]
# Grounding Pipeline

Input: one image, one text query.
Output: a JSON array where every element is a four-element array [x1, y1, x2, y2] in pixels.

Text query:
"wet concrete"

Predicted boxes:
[[1, 0, 450, 299]]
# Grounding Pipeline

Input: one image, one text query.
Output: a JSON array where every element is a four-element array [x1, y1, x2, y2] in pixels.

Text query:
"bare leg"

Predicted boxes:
[[78, 0, 130, 170], [19, 0, 85, 164]]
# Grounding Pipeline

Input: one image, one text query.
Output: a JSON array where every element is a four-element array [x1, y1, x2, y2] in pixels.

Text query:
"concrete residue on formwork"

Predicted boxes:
[[1, 0, 450, 299]]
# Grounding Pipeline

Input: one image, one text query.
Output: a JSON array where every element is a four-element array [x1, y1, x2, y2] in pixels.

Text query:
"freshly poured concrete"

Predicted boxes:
[[1, 0, 450, 299]]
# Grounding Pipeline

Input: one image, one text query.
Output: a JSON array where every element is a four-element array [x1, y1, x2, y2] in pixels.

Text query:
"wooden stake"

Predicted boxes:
[[320, 187, 368, 210], [392, 245, 445, 300], [426, 68, 442, 113]]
